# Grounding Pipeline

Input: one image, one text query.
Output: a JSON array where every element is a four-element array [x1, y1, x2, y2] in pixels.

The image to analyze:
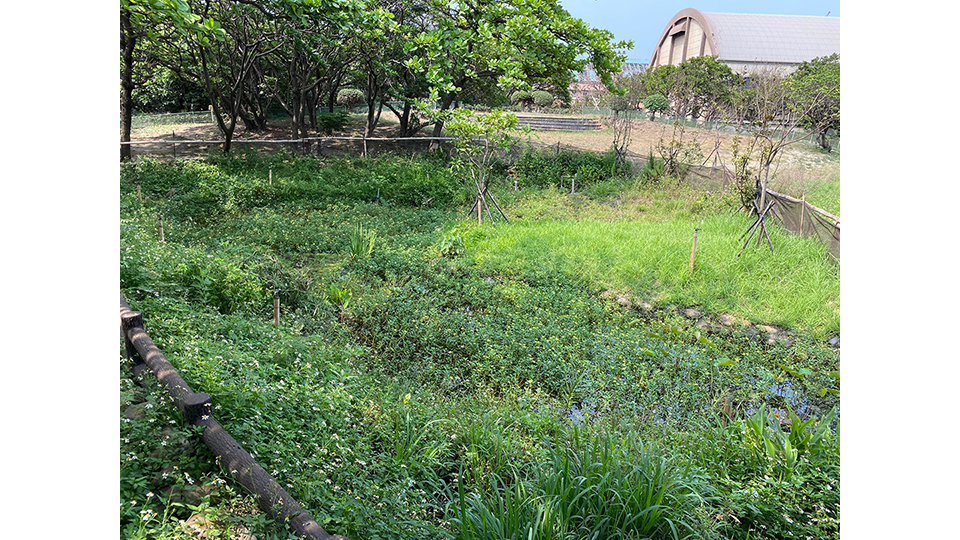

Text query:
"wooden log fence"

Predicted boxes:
[[120, 292, 348, 540]]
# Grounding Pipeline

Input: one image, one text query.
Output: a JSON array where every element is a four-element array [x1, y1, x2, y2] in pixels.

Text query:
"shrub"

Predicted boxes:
[[509, 148, 619, 189], [531, 90, 554, 108], [336, 88, 364, 111], [317, 110, 351, 134], [640, 151, 667, 184], [510, 90, 533, 108]]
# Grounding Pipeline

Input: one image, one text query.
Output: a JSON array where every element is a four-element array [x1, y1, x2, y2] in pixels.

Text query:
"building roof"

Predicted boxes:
[[703, 12, 840, 65], [650, 8, 840, 70]]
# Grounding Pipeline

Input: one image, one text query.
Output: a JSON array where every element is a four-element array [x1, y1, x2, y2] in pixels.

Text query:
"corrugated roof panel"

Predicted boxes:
[[703, 12, 840, 64]]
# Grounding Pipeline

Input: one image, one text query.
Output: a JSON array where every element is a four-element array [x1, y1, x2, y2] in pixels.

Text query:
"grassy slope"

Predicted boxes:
[[460, 176, 839, 337]]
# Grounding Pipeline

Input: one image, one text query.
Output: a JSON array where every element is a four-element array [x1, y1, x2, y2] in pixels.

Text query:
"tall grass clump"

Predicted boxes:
[[450, 430, 710, 540]]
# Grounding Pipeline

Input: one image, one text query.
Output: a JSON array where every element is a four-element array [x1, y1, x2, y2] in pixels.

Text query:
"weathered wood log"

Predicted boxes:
[[195, 415, 346, 540], [120, 310, 144, 367], [119, 293, 347, 540]]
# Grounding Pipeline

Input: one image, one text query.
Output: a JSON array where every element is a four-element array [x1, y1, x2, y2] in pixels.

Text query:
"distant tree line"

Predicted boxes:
[[120, 0, 632, 160], [599, 54, 840, 151]]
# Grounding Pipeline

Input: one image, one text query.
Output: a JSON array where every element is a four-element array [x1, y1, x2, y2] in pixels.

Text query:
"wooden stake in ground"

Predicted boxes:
[[269, 167, 272, 186], [273, 289, 280, 326], [158, 214, 165, 243], [799, 194, 805, 235], [689, 227, 700, 272]]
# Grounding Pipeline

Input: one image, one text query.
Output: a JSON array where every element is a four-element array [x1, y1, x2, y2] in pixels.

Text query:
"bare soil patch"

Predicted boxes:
[[129, 113, 834, 175]]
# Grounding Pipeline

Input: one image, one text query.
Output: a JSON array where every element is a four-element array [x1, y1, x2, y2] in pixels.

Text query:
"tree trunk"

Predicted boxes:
[[120, 9, 136, 162], [430, 91, 458, 142], [819, 129, 831, 152]]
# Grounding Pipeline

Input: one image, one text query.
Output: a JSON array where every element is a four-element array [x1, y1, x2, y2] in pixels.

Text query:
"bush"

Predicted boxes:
[[510, 90, 533, 108], [336, 88, 364, 110], [531, 90, 554, 108], [509, 148, 619, 189], [317, 110, 351, 134]]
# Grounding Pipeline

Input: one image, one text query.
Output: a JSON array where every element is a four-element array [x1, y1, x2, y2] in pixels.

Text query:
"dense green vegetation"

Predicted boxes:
[[120, 149, 839, 540]]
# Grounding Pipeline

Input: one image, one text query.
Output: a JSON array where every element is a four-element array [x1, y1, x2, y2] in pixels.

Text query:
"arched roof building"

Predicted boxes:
[[649, 8, 840, 74]]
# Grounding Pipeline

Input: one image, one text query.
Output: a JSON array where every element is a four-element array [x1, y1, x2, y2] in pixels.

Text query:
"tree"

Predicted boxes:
[[336, 88, 364, 112], [532, 90, 554, 109], [725, 68, 820, 255], [407, 0, 632, 140], [510, 90, 534, 110], [640, 63, 676, 104], [788, 53, 840, 151], [672, 55, 739, 120], [445, 109, 525, 224], [643, 94, 668, 120], [120, 0, 223, 161]]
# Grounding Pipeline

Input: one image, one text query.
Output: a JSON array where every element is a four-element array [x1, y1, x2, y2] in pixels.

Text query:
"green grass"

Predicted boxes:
[[464, 211, 838, 337], [120, 150, 839, 540]]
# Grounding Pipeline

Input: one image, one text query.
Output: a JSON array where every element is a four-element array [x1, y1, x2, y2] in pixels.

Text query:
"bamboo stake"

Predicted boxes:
[[799, 195, 805, 235], [485, 187, 509, 223], [689, 228, 700, 272], [738, 199, 775, 257], [273, 289, 280, 326], [474, 177, 483, 224], [482, 190, 497, 226]]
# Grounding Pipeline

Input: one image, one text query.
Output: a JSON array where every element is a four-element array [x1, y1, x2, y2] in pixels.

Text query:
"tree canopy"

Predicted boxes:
[[788, 53, 840, 151], [120, 0, 632, 156]]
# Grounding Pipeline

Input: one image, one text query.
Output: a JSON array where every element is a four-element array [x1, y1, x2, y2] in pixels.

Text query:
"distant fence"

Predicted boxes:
[[121, 135, 460, 160], [572, 107, 840, 151], [130, 102, 420, 129], [120, 293, 348, 540], [131, 111, 215, 128]]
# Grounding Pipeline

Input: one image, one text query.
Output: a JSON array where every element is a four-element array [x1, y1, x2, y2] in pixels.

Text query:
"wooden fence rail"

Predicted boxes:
[[120, 292, 347, 540]]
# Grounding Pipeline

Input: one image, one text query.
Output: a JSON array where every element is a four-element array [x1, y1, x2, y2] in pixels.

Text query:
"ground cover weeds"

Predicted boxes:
[[120, 151, 838, 539]]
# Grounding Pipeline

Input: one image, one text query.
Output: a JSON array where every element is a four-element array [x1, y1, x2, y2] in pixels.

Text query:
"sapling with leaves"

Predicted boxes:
[[445, 108, 527, 224], [726, 67, 836, 254], [609, 110, 633, 174]]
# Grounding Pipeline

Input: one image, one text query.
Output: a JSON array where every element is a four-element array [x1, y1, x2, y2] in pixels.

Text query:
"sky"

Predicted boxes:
[[558, 0, 842, 63]]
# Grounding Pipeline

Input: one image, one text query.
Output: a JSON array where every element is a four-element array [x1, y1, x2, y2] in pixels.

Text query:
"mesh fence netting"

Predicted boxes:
[[765, 189, 840, 260]]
